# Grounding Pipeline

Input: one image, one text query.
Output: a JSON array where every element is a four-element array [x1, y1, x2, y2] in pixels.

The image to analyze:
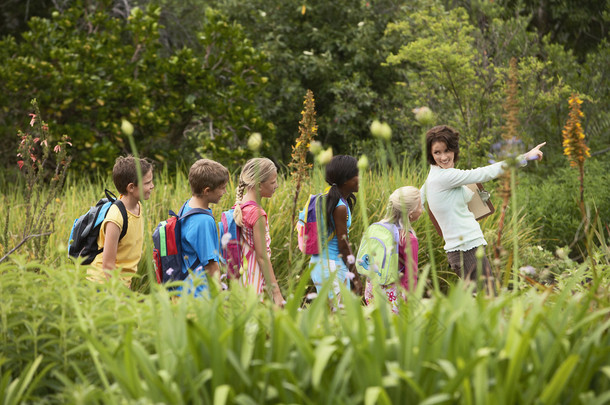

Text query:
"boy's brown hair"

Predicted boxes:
[[112, 155, 154, 195], [425, 125, 460, 166], [189, 159, 230, 197]]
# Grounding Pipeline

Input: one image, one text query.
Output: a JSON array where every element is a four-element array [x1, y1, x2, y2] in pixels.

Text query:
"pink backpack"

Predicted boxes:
[[296, 193, 342, 254], [218, 201, 257, 279]]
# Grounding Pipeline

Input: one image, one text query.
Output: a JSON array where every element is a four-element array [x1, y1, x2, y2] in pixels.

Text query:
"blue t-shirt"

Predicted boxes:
[[179, 199, 219, 297], [327, 198, 351, 259], [310, 198, 352, 296]]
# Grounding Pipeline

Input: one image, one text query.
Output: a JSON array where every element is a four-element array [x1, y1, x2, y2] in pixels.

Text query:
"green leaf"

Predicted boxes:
[[539, 355, 579, 404]]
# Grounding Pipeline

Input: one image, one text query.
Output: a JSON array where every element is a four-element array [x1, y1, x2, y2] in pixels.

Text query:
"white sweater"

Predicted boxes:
[[422, 162, 507, 252]]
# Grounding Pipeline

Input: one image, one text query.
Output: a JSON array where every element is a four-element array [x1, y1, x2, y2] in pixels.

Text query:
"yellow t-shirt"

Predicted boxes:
[[87, 202, 143, 287]]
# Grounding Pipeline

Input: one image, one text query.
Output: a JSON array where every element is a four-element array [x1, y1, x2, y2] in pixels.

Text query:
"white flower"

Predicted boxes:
[[412, 106, 434, 126], [221, 232, 232, 249], [306, 292, 318, 300], [316, 147, 333, 166], [347, 255, 355, 265], [309, 140, 323, 155], [346, 271, 356, 281], [519, 265, 536, 276], [121, 119, 134, 136], [358, 21, 365, 27], [166, 268, 174, 276], [247, 132, 262, 151]]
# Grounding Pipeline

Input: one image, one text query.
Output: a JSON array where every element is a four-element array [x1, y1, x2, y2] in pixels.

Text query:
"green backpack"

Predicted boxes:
[[356, 222, 401, 285]]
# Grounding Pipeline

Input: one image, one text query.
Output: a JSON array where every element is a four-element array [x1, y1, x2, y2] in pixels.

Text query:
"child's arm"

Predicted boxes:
[[101, 222, 120, 278], [332, 205, 363, 295], [252, 216, 284, 306], [204, 260, 220, 279]]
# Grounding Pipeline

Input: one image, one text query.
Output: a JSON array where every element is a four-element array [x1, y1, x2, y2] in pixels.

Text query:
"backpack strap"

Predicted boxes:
[[114, 200, 129, 241], [103, 189, 128, 241], [176, 200, 214, 272], [422, 183, 443, 238]]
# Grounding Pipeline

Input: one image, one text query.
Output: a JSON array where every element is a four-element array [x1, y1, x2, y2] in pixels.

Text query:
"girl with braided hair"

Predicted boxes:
[[233, 158, 284, 306], [310, 155, 363, 300]]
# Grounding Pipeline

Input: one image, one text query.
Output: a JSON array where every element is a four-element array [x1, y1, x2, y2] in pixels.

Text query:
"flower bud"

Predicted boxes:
[[121, 119, 134, 136], [370, 119, 392, 141], [317, 147, 333, 166], [247, 132, 262, 151], [309, 140, 323, 155], [413, 106, 434, 126], [357, 155, 369, 171]]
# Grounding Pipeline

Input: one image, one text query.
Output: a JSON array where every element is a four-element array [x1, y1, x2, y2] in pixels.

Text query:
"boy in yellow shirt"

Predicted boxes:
[[88, 155, 154, 287]]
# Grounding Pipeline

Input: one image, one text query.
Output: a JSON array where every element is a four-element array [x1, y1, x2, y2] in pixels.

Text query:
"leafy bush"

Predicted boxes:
[[2, 255, 610, 403], [0, 4, 271, 173], [518, 158, 610, 256]]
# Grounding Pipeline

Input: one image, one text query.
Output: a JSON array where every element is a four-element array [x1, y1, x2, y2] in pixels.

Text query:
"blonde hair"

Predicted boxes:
[[234, 157, 277, 226], [383, 186, 421, 232]]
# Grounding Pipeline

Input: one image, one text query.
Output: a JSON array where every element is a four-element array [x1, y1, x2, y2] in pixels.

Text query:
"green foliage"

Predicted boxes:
[[0, 100, 71, 264], [2, 254, 610, 403], [518, 159, 610, 255], [1, 0, 609, 178], [386, 0, 574, 166], [0, 2, 271, 173], [209, 0, 409, 160]]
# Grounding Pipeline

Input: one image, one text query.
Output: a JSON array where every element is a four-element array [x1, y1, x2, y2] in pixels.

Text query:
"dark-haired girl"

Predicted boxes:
[[310, 155, 363, 299]]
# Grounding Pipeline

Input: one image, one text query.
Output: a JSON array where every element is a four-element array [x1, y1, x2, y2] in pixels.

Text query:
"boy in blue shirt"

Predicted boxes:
[[179, 159, 230, 297]]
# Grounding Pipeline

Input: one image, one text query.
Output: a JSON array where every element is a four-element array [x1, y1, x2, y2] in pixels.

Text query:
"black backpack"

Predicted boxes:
[[68, 189, 128, 264]]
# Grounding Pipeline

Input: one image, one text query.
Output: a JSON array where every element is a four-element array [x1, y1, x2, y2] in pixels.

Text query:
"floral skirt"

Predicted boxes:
[[364, 280, 402, 314]]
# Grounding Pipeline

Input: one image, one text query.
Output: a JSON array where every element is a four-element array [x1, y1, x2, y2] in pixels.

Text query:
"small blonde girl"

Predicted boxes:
[[364, 186, 422, 313], [233, 158, 285, 306]]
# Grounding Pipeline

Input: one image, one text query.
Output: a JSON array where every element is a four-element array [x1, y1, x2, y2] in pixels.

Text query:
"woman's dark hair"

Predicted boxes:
[[324, 155, 358, 232], [425, 125, 460, 166]]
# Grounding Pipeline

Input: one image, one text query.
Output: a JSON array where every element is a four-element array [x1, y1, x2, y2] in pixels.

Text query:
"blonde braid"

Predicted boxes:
[[233, 180, 247, 226], [234, 158, 276, 227], [235, 180, 246, 205]]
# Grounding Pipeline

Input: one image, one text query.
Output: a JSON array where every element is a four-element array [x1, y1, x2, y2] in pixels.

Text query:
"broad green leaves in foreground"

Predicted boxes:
[[2, 257, 610, 403]]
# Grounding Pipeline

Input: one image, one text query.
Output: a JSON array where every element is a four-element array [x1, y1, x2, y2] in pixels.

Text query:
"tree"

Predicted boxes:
[[0, 1, 271, 173], [385, 0, 573, 165], [208, 0, 409, 162]]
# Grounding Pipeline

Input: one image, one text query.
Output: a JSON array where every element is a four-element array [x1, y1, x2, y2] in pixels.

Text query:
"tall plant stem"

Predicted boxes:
[[125, 129, 154, 289], [420, 129, 439, 294], [510, 168, 519, 292]]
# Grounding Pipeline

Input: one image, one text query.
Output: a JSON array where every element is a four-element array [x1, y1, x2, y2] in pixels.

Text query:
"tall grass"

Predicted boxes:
[[3, 157, 610, 403], [1, 253, 610, 403], [1, 162, 543, 293]]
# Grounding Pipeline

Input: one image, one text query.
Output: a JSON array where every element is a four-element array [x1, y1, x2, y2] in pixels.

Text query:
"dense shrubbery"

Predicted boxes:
[[0, 3, 271, 173], [1, 0, 608, 175], [2, 248, 610, 403], [519, 159, 610, 255]]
